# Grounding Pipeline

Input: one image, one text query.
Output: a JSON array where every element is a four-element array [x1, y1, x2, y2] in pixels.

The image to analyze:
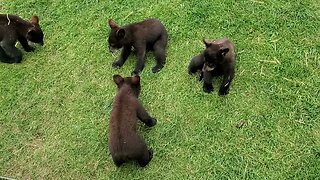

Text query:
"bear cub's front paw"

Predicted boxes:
[[203, 84, 213, 93], [112, 61, 122, 69], [219, 88, 229, 96], [25, 46, 35, 52], [152, 64, 164, 73], [146, 118, 157, 127]]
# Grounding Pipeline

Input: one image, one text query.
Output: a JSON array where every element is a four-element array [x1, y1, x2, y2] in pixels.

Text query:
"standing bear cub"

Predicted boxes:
[[188, 38, 236, 96], [108, 18, 168, 75], [109, 74, 157, 167], [0, 14, 44, 63]]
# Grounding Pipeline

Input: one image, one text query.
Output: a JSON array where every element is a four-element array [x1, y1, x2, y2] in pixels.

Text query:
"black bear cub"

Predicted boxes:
[[0, 14, 44, 63], [109, 74, 157, 167], [188, 38, 236, 96], [108, 18, 168, 75]]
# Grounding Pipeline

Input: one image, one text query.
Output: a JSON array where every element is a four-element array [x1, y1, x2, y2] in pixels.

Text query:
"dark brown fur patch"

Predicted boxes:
[[107, 18, 168, 75], [0, 14, 44, 63], [188, 38, 236, 95], [109, 74, 156, 167]]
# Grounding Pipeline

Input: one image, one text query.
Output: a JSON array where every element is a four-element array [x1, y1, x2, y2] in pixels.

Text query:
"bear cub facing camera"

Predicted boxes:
[[0, 14, 44, 63], [188, 38, 236, 96], [107, 18, 168, 75], [109, 74, 157, 167]]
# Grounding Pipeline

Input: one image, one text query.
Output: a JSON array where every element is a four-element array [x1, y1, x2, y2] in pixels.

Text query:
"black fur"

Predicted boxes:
[[188, 53, 205, 81], [188, 38, 236, 96], [109, 74, 157, 167], [0, 14, 44, 63], [108, 18, 168, 75]]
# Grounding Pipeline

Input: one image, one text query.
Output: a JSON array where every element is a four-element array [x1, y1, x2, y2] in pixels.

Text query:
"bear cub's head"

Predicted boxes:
[[26, 16, 44, 46], [113, 74, 141, 97], [108, 19, 126, 53], [202, 39, 229, 71]]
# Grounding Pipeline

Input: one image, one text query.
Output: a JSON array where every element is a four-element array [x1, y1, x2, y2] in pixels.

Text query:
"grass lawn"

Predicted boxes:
[[1, 0, 320, 179]]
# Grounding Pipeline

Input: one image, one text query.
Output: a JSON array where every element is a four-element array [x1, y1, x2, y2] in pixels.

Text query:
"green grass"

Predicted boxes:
[[1, 0, 320, 179]]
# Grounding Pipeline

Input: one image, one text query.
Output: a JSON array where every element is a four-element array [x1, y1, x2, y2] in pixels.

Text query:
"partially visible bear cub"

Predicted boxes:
[[188, 38, 236, 96], [109, 74, 157, 167], [108, 18, 168, 75], [0, 14, 44, 63]]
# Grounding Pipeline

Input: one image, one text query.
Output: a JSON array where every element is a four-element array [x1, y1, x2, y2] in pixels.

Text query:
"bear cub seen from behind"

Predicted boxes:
[[108, 18, 168, 75], [0, 14, 44, 63], [188, 38, 236, 96], [109, 74, 157, 167]]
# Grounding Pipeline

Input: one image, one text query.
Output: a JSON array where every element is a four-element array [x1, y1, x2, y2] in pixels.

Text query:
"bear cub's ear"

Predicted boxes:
[[131, 75, 140, 85], [31, 16, 39, 25], [219, 48, 229, 56], [116, 29, 125, 39], [108, 19, 119, 29], [203, 39, 212, 48], [113, 74, 124, 86]]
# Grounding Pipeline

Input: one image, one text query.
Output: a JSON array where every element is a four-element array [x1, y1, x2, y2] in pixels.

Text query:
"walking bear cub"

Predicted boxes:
[[109, 74, 157, 167], [188, 38, 236, 96], [0, 14, 44, 63], [108, 18, 168, 75]]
